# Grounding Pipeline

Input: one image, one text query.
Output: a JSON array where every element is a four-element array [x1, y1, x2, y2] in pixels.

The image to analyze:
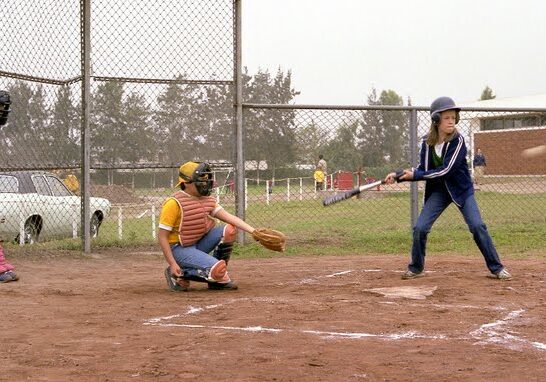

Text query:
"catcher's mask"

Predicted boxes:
[[177, 161, 214, 196], [0, 90, 11, 126]]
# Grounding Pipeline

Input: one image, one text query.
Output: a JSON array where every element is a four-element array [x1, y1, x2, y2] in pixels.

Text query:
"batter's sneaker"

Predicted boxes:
[[401, 270, 424, 280], [488, 269, 512, 280], [164, 267, 189, 291], [207, 281, 238, 290]]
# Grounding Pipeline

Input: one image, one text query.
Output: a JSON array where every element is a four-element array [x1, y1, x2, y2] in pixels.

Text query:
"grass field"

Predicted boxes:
[[7, 189, 545, 261]]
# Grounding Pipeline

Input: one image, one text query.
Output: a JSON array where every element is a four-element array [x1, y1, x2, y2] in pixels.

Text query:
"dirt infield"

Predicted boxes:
[[3, 251, 546, 381]]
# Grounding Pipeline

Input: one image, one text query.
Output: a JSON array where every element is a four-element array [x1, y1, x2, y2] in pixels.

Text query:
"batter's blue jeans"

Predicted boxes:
[[408, 191, 504, 274], [171, 225, 226, 282]]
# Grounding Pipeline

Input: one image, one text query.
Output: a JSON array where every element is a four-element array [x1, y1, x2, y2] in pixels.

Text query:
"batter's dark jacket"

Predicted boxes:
[[412, 132, 474, 207]]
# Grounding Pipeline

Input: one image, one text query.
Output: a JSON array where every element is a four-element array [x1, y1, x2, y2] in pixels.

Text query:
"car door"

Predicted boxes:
[[30, 174, 61, 239], [32, 174, 72, 239], [44, 175, 80, 238]]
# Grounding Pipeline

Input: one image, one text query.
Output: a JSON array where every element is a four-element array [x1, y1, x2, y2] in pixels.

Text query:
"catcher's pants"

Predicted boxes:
[[171, 225, 228, 282], [409, 192, 504, 275]]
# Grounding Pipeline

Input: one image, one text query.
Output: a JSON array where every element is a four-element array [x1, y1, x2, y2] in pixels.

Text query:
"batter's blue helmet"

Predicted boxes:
[[430, 96, 460, 124]]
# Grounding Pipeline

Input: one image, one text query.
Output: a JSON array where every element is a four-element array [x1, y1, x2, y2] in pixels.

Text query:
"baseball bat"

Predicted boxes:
[[322, 170, 404, 207]]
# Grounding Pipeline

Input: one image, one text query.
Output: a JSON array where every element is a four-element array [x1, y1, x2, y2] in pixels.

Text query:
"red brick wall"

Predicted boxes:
[[473, 128, 546, 175]]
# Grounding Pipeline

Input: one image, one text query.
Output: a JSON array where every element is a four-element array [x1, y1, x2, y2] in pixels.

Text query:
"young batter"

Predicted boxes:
[[385, 96, 511, 280]]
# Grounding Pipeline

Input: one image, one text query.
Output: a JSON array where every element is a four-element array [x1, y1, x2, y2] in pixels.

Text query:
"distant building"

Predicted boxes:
[[461, 94, 546, 176]]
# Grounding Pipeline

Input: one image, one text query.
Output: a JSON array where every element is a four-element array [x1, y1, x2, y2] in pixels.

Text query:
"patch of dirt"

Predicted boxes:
[[3, 252, 546, 381], [91, 184, 143, 204]]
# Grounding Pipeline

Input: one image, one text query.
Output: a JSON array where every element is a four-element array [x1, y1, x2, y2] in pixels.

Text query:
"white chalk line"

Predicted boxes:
[[144, 299, 546, 352], [471, 309, 546, 351], [144, 320, 444, 341], [284, 268, 438, 285]]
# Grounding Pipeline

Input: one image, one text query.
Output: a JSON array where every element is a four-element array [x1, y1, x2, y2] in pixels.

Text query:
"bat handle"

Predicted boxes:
[[393, 169, 405, 182]]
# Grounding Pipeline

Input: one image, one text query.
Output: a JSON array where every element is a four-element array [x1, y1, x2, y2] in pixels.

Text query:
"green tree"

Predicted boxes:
[[243, 68, 299, 176], [480, 86, 496, 100], [294, 119, 324, 166], [120, 91, 155, 163], [49, 85, 80, 166], [322, 121, 361, 172], [154, 76, 207, 166], [90, 81, 125, 172], [0, 81, 51, 169], [378, 89, 408, 166], [358, 88, 385, 167], [0, 81, 33, 167], [202, 83, 236, 162], [357, 88, 409, 168]]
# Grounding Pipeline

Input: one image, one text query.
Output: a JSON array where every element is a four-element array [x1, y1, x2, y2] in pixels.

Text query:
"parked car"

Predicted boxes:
[[0, 171, 111, 244]]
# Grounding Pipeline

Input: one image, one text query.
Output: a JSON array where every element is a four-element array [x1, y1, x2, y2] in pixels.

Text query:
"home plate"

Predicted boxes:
[[363, 286, 438, 300]]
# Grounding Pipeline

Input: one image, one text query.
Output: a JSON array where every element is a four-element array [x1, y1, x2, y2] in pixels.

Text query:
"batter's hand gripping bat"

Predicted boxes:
[[322, 170, 404, 207]]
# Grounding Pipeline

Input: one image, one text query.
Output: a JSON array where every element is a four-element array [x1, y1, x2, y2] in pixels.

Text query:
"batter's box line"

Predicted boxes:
[[471, 309, 546, 351], [144, 305, 546, 352], [143, 320, 446, 342], [282, 269, 434, 286]]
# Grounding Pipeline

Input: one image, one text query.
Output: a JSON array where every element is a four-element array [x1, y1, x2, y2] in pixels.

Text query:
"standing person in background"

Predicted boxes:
[[0, 90, 19, 283], [313, 167, 325, 191], [384, 96, 511, 281], [317, 154, 327, 175], [316, 154, 327, 190], [472, 148, 487, 186]]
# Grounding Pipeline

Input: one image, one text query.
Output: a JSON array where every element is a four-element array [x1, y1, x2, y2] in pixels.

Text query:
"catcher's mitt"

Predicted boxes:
[[252, 228, 286, 252]]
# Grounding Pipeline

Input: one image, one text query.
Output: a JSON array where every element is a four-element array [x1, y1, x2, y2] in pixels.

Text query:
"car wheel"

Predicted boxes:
[[90, 214, 101, 238], [24, 218, 41, 244]]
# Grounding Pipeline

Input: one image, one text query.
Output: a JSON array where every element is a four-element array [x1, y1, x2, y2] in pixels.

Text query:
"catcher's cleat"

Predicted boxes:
[[401, 270, 424, 280], [208, 260, 227, 281], [164, 267, 189, 291], [207, 280, 238, 290]]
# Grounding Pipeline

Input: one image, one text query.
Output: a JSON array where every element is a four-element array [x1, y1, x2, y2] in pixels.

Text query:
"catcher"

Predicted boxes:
[[158, 161, 285, 292]]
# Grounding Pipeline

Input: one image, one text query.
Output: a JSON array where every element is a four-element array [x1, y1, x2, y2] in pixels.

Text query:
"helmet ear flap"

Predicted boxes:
[[431, 111, 460, 125]]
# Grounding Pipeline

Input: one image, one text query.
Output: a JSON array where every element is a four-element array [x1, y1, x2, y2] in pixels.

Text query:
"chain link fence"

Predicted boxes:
[[1, 1, 545, 255], [241, 105, 546, 254]]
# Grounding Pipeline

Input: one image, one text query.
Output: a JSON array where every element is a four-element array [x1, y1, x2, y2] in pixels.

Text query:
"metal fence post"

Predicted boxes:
[[234, 0, 245, 243], [81, 0, 92, 253], [409, 108, 419, 228]]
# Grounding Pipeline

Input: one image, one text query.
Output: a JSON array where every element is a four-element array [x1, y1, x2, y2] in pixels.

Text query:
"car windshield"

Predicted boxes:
[[0, 175, 19, 193]]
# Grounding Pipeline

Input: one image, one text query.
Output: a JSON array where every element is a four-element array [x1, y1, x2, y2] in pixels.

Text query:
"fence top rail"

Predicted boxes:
[[242, 103, 546, 113]]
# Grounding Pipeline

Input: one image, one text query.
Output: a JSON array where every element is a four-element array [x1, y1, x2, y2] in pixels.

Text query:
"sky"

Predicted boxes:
[[242, 0, 546, 107]]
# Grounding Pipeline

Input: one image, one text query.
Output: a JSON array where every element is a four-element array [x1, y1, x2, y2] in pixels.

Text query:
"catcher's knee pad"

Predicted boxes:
[[214, 242, 234, 264], [223, 224, 237, 243]]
